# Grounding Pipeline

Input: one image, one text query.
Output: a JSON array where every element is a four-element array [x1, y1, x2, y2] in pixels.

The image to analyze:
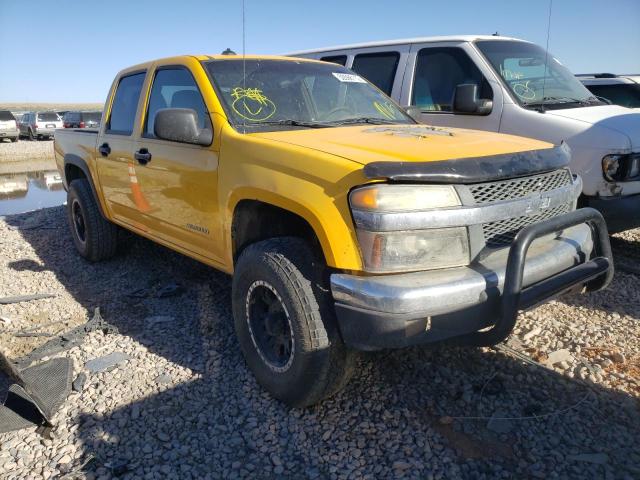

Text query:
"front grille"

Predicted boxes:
[[469, 168, 572, 204], [483, 203, 572, 248]]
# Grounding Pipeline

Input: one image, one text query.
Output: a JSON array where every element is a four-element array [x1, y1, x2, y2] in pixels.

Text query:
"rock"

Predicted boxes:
[[567, 453, 609, 464], [270, 454, 282, 466], [72, 373, 87, 392], [85, 352, 131, 373], [392, 461, 411, 470], [439, 416, 453, 425], [610, 351, 626, 364], [523, 327, 542, 341], [157, 431, 171, 442], [154, 374, 172, 385], [544, 349, 573, 366], [131, 405, 140, 420]]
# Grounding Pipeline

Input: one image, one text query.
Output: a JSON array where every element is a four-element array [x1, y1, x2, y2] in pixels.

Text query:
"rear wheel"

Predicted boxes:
[[232, 237, 356, 407], [10, 137, 18, 143], [67, 178, 118, 262]]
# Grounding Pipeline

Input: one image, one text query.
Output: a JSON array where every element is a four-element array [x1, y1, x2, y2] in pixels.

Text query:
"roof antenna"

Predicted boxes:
[[242, 0, 246, 133], [539, 0, 553, 113]]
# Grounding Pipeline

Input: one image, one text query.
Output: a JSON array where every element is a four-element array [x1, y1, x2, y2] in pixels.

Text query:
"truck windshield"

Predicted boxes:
[[475, 40, 605, 110], [203, 59, 414, 131]]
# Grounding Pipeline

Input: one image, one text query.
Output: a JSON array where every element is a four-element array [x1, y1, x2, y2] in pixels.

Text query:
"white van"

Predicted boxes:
[[290, 35, 640, 232]]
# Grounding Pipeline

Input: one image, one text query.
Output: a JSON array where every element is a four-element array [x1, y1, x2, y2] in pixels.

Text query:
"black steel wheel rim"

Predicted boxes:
[[246, 281, 294, 372], [71, 199, 86, 244]]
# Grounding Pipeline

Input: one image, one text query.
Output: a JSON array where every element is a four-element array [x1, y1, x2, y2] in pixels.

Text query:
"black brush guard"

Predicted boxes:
[[453, 207, 613, 347]]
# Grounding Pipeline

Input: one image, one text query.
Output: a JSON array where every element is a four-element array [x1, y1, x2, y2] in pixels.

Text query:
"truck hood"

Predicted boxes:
[[251, 124, 553, 165], [546, 105, 640, 150]]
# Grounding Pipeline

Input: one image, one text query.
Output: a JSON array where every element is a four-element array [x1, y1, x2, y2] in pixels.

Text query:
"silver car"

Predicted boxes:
[[0, 110, 19, 142], [19, 112, 63, 140]]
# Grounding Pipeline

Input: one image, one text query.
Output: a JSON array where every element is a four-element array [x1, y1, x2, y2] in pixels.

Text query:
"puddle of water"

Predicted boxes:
[[0, 161, 67, 215]]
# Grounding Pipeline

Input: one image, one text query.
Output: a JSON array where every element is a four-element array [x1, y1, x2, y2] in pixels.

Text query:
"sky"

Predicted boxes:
[[1, 0, 639, 103]]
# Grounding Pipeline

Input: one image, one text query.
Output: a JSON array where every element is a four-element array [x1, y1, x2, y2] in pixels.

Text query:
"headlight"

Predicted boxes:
[[602, 153, 640, 182], [350, 184, 470, 273]]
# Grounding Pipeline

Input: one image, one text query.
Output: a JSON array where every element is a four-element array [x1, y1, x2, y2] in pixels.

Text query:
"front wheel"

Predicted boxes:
[[232, 237, 356, 407]]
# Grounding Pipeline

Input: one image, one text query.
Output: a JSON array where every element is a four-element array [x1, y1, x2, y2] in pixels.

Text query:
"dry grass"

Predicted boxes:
[[0, 103, 103, 112]]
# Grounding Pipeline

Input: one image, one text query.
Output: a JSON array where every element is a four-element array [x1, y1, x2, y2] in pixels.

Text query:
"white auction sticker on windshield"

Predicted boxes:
[[332, 72, 367, 83]]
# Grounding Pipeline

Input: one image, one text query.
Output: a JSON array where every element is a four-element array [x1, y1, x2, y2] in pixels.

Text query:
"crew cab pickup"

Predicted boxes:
[[54, 55, 613, 406]]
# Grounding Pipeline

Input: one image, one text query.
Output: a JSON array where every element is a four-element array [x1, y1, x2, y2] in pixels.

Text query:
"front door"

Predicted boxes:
[[134, 65, 222, 263], [400, 42, 504, 132]]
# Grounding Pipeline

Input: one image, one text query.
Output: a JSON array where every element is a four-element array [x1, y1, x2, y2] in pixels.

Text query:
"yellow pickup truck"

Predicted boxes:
[[55, 54, 613, 406]]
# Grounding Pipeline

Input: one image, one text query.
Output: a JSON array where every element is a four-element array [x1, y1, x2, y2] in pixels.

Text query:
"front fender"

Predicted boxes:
[[226, 186, 363, 272]]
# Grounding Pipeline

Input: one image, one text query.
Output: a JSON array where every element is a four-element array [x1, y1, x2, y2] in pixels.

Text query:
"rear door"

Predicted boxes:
[[400, 41, 504, 131], [135, 63, 222, 262], [348, 45, 410, 100], [95, 71, 148, 225]]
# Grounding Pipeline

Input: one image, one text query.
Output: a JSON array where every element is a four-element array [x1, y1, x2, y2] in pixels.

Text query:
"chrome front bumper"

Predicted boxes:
[[331, 210, 612, 350]]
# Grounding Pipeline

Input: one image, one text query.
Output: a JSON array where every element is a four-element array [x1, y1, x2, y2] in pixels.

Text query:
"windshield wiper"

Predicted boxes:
[[524, 96, 595, 109], [240, 119, 331, 129], [328, 117, 399, 126]]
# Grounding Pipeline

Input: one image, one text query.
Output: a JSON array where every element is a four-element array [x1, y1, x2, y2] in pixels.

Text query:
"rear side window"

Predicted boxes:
[[145, 67, 208, 137], [351, 51, 400, 95], [412, 47, 492, 111], [0, 111, 15, 121], [320, 55, 347, 66], [107, 72, 146, 135]]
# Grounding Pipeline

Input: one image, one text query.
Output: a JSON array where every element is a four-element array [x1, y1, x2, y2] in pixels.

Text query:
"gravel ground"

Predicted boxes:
[[0, 206, 639, 480], [0, 140, 54, 162]]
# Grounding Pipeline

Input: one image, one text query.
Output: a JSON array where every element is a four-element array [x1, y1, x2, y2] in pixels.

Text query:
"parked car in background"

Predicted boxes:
[[19, 112, 63, 140], [291, 35, 640, 233], [0, 110, 19, 142], [63, 111, 102, 129], [577, 73, 640, 110]]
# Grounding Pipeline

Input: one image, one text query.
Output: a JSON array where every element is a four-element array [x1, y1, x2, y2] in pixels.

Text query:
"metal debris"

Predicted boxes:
[[85, 352, 130, 373], [0, 293, 56, 305]]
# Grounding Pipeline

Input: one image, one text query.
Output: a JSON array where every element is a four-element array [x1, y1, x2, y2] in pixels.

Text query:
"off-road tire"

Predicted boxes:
[[67, 178, 118, 262], [232, 237, 357, 407], [10, 137, 17, 143]]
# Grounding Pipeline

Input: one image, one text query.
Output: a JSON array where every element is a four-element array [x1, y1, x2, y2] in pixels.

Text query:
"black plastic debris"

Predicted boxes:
[[0, 293, 57, 305], [0, 357, 73, 433], [15, 308, 118, 370], [156, 282, 184, 298]]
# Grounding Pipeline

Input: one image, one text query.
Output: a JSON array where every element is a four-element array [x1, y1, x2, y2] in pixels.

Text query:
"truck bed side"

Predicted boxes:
[[53, 128, 105, 214]]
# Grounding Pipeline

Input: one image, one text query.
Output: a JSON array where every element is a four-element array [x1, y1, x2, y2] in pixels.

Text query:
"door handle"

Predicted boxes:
[[134, 148, 152, 165], [98, 143, 111, 157]]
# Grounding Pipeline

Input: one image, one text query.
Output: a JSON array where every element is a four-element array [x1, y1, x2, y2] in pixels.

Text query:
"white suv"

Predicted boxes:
[[0, 110, 19, 142], [577, 74, 640, 110], [19, 112, 63, 140]]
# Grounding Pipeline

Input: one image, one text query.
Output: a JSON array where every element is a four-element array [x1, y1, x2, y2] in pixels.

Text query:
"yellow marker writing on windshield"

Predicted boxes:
[[373, 101, 397, 120], [231, 87, 277, 121]]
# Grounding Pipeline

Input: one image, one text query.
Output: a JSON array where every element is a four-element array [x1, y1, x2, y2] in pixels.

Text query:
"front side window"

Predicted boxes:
[[412, 47, 492, 112], [585, 84, 640, 109], [107, 72, 146, 134], [476, 40, 604, 109], [204, 59, 413, 132], [145, 68, 208, 137], [351, 52, 400, 95]]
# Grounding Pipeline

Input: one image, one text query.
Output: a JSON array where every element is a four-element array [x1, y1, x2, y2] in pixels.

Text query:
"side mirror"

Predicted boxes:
[[452, 84, 493, 115], [154, 108, 213, 146]]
